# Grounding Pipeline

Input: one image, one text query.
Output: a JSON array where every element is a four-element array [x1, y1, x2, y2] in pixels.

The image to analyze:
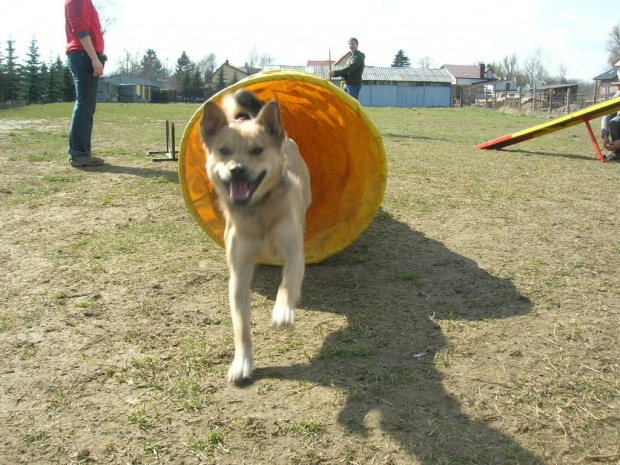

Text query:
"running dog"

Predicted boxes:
[[199, 90, 312, 383]]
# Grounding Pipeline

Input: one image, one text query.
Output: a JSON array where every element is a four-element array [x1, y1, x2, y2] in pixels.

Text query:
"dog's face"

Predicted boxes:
[[200, 100, 287, 207]]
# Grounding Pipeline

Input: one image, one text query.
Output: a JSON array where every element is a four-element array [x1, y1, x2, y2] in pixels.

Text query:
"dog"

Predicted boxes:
[[199, 90, 312, 383]]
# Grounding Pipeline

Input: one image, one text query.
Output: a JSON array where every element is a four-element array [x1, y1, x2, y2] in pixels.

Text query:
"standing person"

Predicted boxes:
[[329, 37, 365, 101], [601, 90, 620, 161], [65, 0, 106, 167]]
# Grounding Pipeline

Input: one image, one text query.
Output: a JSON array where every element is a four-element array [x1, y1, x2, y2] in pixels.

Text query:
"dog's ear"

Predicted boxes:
[[255, 100, 285, 143], [200, 102, 228, 144]]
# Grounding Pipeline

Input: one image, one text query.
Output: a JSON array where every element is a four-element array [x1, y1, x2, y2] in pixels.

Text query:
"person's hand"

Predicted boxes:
[[92, 57, 104, 77], [609, 139, 620, 152], [602, 134, 611, 150], [328, 70, 335, 78]]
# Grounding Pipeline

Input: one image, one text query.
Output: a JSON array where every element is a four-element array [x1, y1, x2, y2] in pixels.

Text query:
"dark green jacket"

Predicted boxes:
[[334, 51, 365, 86]]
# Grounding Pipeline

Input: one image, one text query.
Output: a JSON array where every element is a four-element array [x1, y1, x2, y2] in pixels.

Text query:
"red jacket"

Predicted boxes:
[[65, 0, 104, 54]]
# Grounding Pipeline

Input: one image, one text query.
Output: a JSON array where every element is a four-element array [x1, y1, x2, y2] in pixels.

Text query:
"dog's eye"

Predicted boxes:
[[219, 147, 231, 156], [250, 147, 263, 156]]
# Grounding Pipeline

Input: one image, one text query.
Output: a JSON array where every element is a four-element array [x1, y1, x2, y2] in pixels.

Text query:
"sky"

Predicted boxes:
[[1, 0, 618, 82]]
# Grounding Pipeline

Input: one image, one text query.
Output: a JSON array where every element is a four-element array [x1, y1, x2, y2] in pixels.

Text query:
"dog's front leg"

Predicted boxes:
[[272, 235, 304, 327], [227, 239, 256, 383]]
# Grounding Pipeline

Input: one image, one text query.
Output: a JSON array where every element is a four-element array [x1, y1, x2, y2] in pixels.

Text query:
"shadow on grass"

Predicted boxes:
[[76, 162, 179, 183], [494, 147, 598, 162], [383, 132, 450, 142], [248, 211, 543, 464]]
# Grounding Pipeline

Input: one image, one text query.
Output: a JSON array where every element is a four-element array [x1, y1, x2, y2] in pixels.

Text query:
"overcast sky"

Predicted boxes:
[[2, 0, 618, 81]]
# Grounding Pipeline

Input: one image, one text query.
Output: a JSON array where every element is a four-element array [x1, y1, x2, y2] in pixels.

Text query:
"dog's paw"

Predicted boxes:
[[272, 304, 295, 327], [228, 355, 252, 383]]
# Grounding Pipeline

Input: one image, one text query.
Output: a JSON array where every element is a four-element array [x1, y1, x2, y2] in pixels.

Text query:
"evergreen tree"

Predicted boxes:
[[4, 39, 21, 104], [181, 70, 192, 101], [174, 51, 193, 90], [391, 49, 411, 68], [190, 67, 204, 101], [230, 70, 239, 85], [140, 48, 167, 81], [62, 61, 76, 102], [0, 50, 5, 104], [23, 38, 42, 104], [214, 67, 227, 92], [39, 62, 49, 102], [45, 56, 65, 103]]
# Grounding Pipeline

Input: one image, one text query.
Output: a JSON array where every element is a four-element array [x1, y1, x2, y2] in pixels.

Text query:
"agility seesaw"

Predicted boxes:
[[178, 70, 387, 264], [475, 95, 620, 162]]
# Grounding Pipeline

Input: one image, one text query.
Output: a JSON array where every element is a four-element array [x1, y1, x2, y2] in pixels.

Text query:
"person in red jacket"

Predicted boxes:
[[65, 0, 106, 167]]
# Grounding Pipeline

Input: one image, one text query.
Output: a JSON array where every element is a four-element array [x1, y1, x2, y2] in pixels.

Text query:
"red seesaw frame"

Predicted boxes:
[[475, 95, 620, 162]]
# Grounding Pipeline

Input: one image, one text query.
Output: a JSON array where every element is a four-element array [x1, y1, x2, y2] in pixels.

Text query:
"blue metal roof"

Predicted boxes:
[[262, 65, 452, 83]]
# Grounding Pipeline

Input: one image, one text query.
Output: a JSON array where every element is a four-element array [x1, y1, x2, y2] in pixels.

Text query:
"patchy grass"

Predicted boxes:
[[0, 102, 618, 464]]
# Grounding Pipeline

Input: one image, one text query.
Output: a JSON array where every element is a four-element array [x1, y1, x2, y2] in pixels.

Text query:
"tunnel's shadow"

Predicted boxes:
[[249, 211, 543, 464]]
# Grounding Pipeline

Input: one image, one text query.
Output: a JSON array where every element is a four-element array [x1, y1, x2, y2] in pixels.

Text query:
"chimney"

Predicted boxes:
[[479, 63, 485, 78]]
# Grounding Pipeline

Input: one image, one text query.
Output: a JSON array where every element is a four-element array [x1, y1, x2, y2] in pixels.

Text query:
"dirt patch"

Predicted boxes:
[[0, 104, 618, 464]]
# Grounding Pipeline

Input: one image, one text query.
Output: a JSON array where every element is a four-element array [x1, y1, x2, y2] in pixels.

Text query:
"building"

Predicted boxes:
[[210, 60, 258, 89], [593, 68, 619, 101], [262, 65, 452, 108], [441, 64, 496, 106], [98, 75, 164, 103]]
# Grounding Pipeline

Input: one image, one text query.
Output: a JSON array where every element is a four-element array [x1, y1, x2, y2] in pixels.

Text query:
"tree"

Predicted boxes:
[[0, 49, 5, 104], [140, 49, 168, 81], [417, 56, 433, 69], [391, 50, 411, 67], [3, 39, 21, 104], [246, 46, 260, 70], [190, 67, 204, 101], [495, 54, 519, 81], [557, 64, 568, 84], [214, 67, 226, 92], [173, 51, 194, 91], [45, 56, 65, 103], [23, 38, 43, 104], [197, 53, 216, 83], [523, 48, 549, 88], [259, 53, 274, 67], [115, 49, 142, 75], [93, 0, 116, 35], [606, 22, 620, 67], [62, 61, 75, 102]]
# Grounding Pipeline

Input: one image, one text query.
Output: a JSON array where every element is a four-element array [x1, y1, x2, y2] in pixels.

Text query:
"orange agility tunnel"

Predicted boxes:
[[178, 70, 387, 264]]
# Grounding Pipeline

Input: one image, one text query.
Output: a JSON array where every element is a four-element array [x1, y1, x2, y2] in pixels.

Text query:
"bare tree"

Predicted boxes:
[[245, 47, 273, 70], [606, 22, 620, 66], [197, 53, 217, 82], [114, 49, 141, 75], [523, 48, 549, 87], [557, 64, 567, 83], [259, 54, 274, 67], [500, 54, 519, 81], [417, 56, 433, 69], [246, 46, 260, 70], [93, 0, 116, 35]]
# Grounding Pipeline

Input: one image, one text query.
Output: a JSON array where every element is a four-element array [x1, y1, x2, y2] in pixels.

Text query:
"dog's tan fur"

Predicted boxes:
[[199, 90, 311, 382]]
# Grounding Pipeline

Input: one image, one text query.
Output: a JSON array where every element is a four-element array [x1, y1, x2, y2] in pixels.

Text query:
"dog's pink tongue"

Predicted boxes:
[[230, 181, 250, 201]]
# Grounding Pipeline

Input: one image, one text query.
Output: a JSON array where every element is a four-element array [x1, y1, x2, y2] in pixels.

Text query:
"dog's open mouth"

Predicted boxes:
[[228, 170, 266, 204]]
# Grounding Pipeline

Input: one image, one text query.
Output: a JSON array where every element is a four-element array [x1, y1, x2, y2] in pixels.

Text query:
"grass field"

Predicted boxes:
[[0, 101, 618, 464]]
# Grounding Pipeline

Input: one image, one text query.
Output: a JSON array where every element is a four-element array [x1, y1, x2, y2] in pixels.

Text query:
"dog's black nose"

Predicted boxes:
[[229, 165, 249, 180]]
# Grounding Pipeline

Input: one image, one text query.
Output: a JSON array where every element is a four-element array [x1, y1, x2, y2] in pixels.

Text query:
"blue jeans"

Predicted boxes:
[[68, 51, 100, 158], [344, 84, 361, 101]]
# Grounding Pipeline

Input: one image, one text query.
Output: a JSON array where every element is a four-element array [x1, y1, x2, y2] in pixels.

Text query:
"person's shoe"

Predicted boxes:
[[71, 155, 104, 167]]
